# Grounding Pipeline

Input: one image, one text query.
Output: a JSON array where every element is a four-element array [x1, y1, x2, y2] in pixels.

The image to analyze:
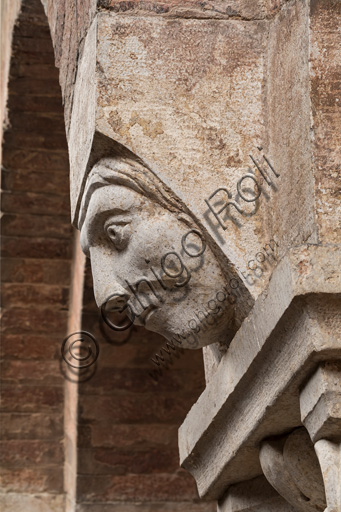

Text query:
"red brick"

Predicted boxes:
[[9, 50, 57, 66], [76, 503, 216, 512], [6, 94, 64, 113], [80, 394, 198, 424], [97, 328, 205, 372], [1, 333, 60, 360], [82, 321, 168, 367], [1, 307, 68, 334], [1, 259, 43, 283], [0, 412, 64, 440], [90, 424, 178, 449], [20, 1, 50, 15], [1, 467, 63, 493], [79, 366, 205, 394], [11, 63, 59, 79], [1, 360, 63, 386], [2, 191, 70, 216], [0, 440, 64, 467], [7, 112, 65, 132], [1, 259, 71, 285], [16, 21, 52, 39], [77, 472, 199, 502], [1, 283, 69, 308], [12, 36, 55, 54], [3, 131, 68, 151], [0, 386, 64, 413], [1, 213, 72, 238], [77, 447, 179, 475], [1, 236, 73, 259], [2, 149, 69, 172], [0, 0, 71, 502], [2, 168, 69, 195]]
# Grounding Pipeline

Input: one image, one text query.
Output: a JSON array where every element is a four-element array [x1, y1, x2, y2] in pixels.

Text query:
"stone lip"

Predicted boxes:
[[178, 244, 341, 499]]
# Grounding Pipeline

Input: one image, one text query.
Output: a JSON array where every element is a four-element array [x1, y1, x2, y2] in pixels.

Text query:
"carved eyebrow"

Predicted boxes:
[[98, 207, 132, 218], [82, 207, 132, 237]]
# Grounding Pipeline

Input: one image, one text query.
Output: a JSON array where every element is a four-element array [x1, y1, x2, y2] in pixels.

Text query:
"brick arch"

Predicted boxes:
[[1, 0, 74, 510]]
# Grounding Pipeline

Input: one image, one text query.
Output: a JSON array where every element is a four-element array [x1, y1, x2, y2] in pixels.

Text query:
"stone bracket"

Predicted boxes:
[[178, 245, 341, 501], [259, 429, 326, 512], [300, 362, 341, 512]]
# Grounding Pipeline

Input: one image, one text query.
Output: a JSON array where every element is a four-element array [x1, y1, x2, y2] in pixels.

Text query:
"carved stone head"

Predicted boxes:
[[78, 156, 249, 348], [67, 16, 260, 350]]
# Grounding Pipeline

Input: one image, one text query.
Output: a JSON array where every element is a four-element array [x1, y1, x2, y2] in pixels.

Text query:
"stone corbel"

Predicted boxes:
[[178, 245, 341, 512], [259, 363, 341, 512], [300, 362, 341, 512], [259, 429, 326, 512]]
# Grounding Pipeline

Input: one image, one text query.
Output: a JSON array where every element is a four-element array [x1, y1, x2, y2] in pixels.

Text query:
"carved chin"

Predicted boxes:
[[140, 298, 235, 349]]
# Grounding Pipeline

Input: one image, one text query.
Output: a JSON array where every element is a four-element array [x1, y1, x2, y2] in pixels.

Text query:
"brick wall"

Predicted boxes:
[[1, 1, 73, 510]]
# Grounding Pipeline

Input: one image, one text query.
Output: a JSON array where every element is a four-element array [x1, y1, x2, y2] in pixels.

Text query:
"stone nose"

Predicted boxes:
[[92, 264, 130, 309]]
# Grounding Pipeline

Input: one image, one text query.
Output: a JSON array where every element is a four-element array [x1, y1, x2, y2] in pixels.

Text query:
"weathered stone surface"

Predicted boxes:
[[309, 0, 341, 245], [314, 439, 341, 512], [178, 245, 340, 498], [265, 0, 316, 250], [300, 361, 341, 443], [299, 362, 341, 512], [70, 13, 269, 286], [98, 0, 282, 19], [218, 476, 296, 512], [77, 158, 248, 348], [259, 429, 326, 512], [68, 0, 340, 368]]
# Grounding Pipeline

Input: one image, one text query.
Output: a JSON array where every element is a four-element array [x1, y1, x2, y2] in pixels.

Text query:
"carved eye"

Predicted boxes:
[[105, 222, 131, 251]]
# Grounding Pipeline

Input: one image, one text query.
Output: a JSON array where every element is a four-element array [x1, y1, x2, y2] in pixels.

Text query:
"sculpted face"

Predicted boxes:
[[80, 162, 236, 348]]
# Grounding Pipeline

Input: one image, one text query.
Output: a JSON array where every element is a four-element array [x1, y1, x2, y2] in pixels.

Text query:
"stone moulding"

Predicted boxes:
[[178, 244, 341, 506]]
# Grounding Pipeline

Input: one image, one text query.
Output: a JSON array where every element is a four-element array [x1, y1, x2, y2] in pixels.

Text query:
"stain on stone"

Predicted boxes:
[[130, 111, 164, 138]]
